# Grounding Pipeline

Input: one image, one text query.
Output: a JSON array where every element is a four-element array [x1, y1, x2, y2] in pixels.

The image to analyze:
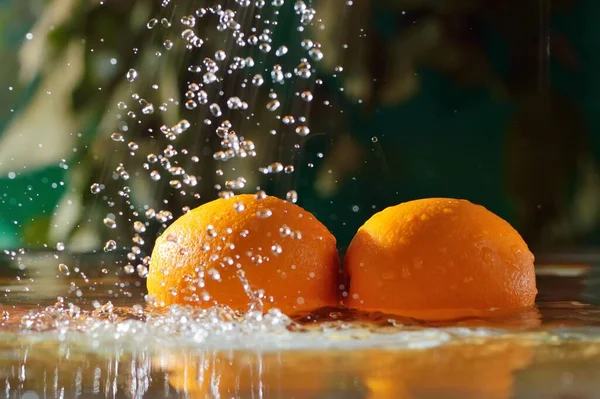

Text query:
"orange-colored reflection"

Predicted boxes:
[[154, 334, 534, 399], [153, 350, 333, 398], [362, 339, 534, 399]]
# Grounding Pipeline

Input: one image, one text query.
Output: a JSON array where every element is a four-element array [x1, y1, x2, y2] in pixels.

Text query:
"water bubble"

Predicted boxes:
[[227, 96, 242, 109], [117, 101, 127, 110], [133, 221, 146, 233], [206, 225, 218, 238], [275, 46, 288, 56], [204, 71, 218, 84], [301, 39, 313, 49], [286, 190, 298, 203], [266, 99, 280, 111], [160, 17, 171, 27], [56, 242, 65, 252], [90, 183, 104, 194], [149, 170, 161, 181], [126, 69, 138, 83], [259, 43, 271, 53], [255, 190, 267, 200], [111, 132, 124, 142], [163, 40, 173, 50], [284, 165, 295, 174], [124, 264, 135, 274], [147, 18, 158, 29], [215, 49, 226, 61], [181, 15, 196, 27], [234, 201, 246, 212], [103, 217, 117, 229], [252, 74, 264, 86], [257, 208, 273, 218], [272, 0, 284, 6], [198, 90, 208, 104], [58, 263, 70, 276], [371, 136, 379, 143], [185, 100, 198, 110], [295, 126, 310, 136], [282, 115, 295, 125], [104, 240, 117, 252], [140, 105, 154, 117], [294, 0, 307, 13], [271, 65, 284, 83], [271, 244, 283, 255], [300, 90, 313, 102], [308, 48, 323, 61], [294, 62, 312, 78], [268, 162, 284, 173], [279, 225, 291, 237], [209, 103, 222, 117]]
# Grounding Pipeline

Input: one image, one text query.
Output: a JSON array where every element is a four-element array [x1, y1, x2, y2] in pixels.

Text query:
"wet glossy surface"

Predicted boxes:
[[1, 252, 600, 398]]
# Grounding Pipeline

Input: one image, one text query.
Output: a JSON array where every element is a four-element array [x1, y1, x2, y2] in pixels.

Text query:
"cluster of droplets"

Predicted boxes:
[[84, 0, 330, 295]]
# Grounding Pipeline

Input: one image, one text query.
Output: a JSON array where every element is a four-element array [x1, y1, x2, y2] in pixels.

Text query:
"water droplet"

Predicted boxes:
[[295, 126, 310, 136], [279, 225, 291, 237], [104, 240, 117, 252], [133, 221, 146, 233], [103, 217, 117, 229], [215, 50, 226, 61], [252, 74, 264, 87], [58, 263, 70, 276], [209, 103, 222, 117], [266, 99, 280, 111], [257, 208, 273, 218], [56, 242, 65, 252], [126, 69, 138, 83], [282, 115, 295, 125], [286, 190, 298, 203], [308, 48, 323, 61], [147, 18, 158, 29], [300, 90, 313, 102], [90, 183, 104, 194], [150, 170, 161, 181], [301, 39, 313, 49], [271, 244, 283, 255], [275, 45, 288, 56], [259, 42, 271, 53]]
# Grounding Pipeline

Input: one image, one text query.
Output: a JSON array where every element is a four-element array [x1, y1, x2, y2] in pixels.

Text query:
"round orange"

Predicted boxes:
[[343, 198, 536, 318], [147, 193, 340, 313]]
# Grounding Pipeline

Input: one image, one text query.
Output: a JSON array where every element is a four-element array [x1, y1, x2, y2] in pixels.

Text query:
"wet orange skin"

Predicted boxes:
[[343, 198, 537, 319], [147, 194, 340, 314]]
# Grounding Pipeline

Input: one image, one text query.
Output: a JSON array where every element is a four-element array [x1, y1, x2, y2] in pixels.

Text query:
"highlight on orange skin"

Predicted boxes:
[[343, 198, 537, 319], [147, 193, 340, 314]]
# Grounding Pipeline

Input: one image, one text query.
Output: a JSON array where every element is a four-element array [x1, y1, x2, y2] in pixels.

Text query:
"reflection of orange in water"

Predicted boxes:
[[343, 198, 537, 319], [154, 351, 329, 398], [147, 194, 340, 314], [363, 339, 534, 399]]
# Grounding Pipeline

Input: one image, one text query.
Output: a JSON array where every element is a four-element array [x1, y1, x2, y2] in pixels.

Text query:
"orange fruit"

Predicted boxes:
[[343, 198, 536, 319], [147, 193, 340, 313]]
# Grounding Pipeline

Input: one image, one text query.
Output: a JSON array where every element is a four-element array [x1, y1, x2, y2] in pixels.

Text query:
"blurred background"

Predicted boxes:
[[0, 0, 599, 256]]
